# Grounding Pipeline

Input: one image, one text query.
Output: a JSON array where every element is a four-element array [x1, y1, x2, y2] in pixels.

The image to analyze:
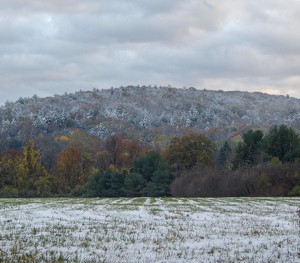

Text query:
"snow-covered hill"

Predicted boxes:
[[1, 86, 299, 139]]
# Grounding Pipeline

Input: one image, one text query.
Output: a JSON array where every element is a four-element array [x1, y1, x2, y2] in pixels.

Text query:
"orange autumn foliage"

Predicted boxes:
[[56, 147, 82, 192], [121, 139, 144, 168]]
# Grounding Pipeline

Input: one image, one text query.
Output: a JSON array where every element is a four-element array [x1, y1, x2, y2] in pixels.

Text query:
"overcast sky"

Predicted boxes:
[[1, 0, 300, 104]]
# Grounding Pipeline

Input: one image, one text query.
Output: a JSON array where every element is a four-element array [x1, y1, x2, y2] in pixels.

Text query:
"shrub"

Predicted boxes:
[[288, 185, 300, 196], [258, 173, 271, 189], [71, 185, 86, 197], [171, 162, 300, 197], [0, 186, 19, 198], [18, 189, 36, 198]]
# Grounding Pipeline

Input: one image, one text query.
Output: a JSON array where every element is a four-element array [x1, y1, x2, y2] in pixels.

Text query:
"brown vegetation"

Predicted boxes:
[[171, 163, 300, 197]]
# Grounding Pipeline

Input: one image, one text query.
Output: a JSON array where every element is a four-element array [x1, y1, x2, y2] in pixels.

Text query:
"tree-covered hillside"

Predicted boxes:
[[1, 86, 299, 144], [1, 86, 300, 198]]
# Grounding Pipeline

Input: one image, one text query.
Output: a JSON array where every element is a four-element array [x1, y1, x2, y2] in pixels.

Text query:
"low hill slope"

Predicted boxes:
[[1, 86, 299, 140]]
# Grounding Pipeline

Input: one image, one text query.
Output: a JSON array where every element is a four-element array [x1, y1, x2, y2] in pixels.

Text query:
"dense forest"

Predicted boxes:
[[1, 86, 300, 197]]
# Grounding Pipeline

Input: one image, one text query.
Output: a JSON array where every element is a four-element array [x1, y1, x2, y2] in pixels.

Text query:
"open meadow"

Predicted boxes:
[[0, 197, 300, 262]]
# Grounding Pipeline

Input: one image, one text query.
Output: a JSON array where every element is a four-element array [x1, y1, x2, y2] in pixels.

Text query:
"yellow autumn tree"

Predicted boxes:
[[55, 135, 69, 142], [152, 134, 175, 149], [0, 150, 23, 190], [164, 134, 217, 175], [68, 130, 98, 155], [17, 140, 49, 192], [82, 152, 94, 182], [55, 147, 82, 193]]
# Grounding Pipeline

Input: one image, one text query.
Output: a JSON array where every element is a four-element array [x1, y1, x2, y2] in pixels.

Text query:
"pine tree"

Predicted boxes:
[[144, 169, 175, 197], [215, 141, 232, 171], [231, 130, 264, 170], [264, 125, 300, 162], [133, 151, 174, 196], [123, 173, 146, 197], [86, 169, 125, 197]]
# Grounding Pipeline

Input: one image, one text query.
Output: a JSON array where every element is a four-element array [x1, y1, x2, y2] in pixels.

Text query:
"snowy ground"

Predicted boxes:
[[0, 197, 299, 262]]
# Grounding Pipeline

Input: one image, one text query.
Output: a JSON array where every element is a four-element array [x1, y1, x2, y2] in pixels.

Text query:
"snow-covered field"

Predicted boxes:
[[0, 197, 299, 262]]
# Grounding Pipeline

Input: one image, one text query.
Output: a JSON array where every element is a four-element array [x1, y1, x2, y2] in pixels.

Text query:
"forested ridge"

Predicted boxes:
[[2, 85, 300, 142], [1, 86, 300, 197]]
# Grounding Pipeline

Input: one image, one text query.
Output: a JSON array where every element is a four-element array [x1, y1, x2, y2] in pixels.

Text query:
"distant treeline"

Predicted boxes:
[[1, 124, 300, 197]]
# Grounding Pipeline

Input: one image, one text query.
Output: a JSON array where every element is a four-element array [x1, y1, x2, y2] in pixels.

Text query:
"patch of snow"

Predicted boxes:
[[0, 197, 299, 262]]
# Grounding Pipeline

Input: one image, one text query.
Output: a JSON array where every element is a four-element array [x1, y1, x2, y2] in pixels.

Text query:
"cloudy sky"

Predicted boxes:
[[1, 0, 300, 104]]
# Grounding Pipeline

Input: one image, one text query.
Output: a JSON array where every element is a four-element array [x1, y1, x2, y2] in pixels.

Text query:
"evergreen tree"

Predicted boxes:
[[215, 141, 232, 171], [86, 169, 125, 197], [133, 151, 174, 196], [144, 169, 175, 197], [231, 130, 264, 170], [105, 170, 125, 197], [264, 125, 300, 162], [123, 173, 146, 197], [133, 151, 169, 182]]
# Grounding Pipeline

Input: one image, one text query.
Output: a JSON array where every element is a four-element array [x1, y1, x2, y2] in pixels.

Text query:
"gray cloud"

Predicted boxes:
[[0, 0, 300, 103]]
